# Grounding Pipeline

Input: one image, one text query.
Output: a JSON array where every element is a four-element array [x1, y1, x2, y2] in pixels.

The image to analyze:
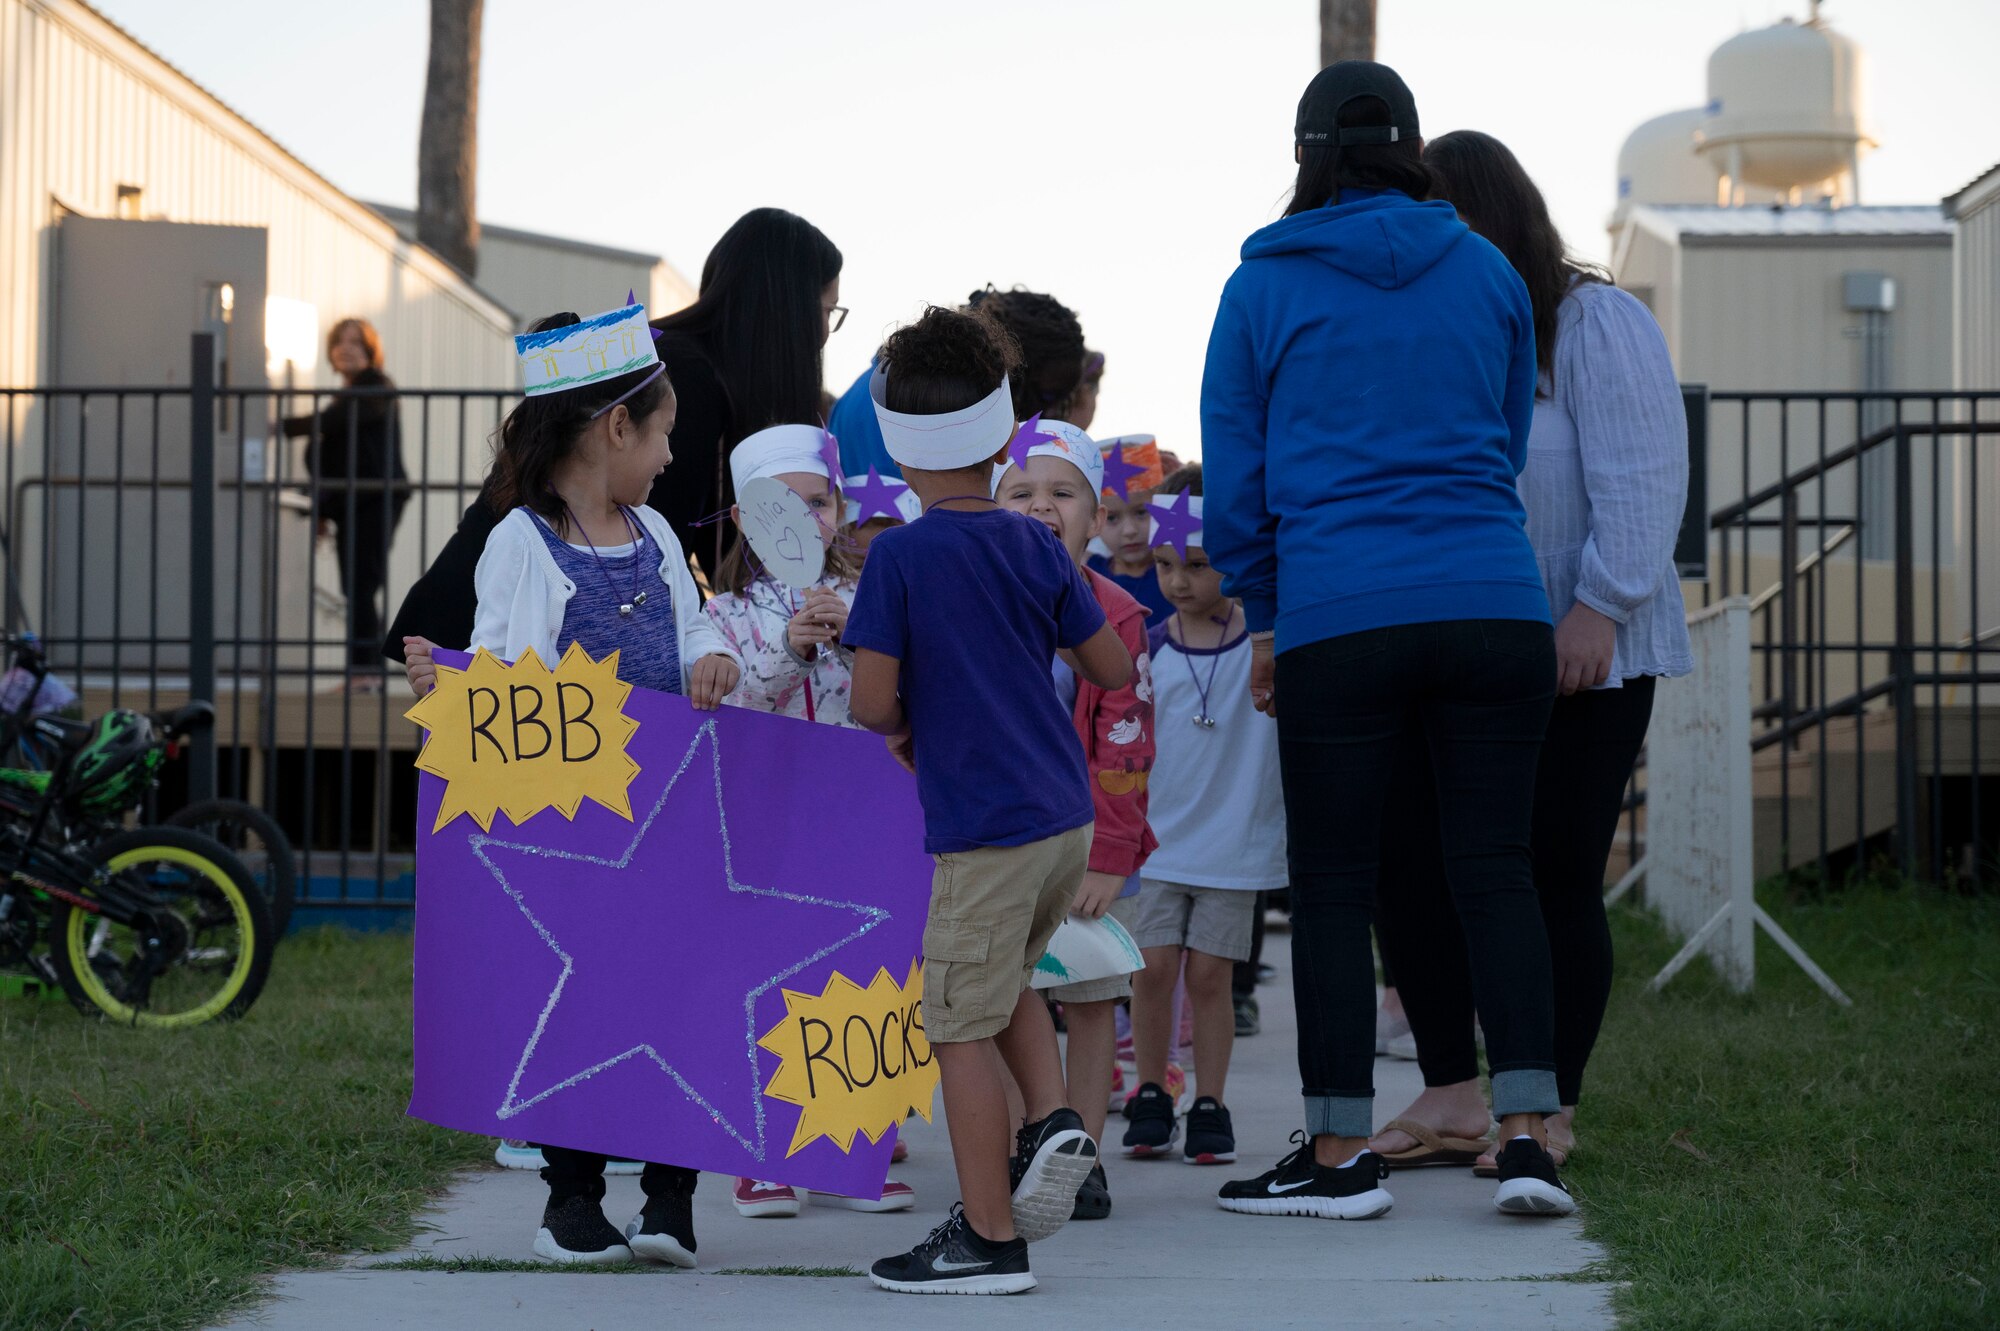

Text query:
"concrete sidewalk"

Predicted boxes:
[[215, 948, 1613, 1330]]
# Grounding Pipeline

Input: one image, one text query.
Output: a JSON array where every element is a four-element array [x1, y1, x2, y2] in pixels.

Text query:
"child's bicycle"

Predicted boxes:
[[0, 707, 275, 1024], [0, 634, 297, 936]]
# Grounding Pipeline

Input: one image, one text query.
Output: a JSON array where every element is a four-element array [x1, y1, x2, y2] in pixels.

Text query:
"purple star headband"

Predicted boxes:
[[1147, 490, 1204, 560], [1005, 413, 1061, 474], [844, 467, 911, 524]]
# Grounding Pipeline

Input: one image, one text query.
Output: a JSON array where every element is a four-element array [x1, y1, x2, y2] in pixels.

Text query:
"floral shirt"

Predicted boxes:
[[702, 574, 859, 727]]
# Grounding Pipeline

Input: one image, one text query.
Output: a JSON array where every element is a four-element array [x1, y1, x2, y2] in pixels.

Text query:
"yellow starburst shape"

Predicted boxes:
[[756, 959, 938, 1156], [405, 645, 641, 833]]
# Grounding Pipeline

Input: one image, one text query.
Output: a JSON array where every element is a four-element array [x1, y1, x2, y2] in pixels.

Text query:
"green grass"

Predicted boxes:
[[0, 928, 488, 1331], [713, 1265, 864, 1277], [369, 1256, 658, 1275], [1580, 883, 1999, 1330]]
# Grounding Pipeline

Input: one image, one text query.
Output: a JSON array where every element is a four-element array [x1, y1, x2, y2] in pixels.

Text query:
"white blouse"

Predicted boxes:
[[1519, 281, 1694, 687]]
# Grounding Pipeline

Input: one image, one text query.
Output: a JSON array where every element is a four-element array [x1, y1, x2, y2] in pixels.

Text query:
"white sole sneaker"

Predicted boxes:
[[732, 1196, 803, 1218], [493, 1141, 545, 1170], [532, 1229, 636, 1264], [1216, 1187, 1394, 1220], [1011, 1129, 1097, 1243], [867, 1271, 1038, 1295], [805, 1187, 916, 1213], [624, 1230, 697, 1268], [1495, 1178, 1576, 1216]]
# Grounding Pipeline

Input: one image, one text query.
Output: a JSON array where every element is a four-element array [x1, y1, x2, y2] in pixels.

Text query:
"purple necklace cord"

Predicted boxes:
[[588, 363, 668, 420], [920, 494, 1000, 514], [563, 502, 645, 609], [1175, 609, 1233, 725]]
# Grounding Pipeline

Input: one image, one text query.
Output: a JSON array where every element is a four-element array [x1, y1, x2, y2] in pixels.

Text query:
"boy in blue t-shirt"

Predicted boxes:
[[845, 307, 1134, 1296]]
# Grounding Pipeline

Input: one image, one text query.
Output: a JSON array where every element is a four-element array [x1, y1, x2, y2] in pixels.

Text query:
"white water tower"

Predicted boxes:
[[1613, 107, 1721, 225], [1695, 3, 1874, 206]]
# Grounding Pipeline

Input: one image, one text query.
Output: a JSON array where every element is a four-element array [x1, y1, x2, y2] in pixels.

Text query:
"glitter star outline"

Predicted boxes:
[[467, 718, 891, 1163]]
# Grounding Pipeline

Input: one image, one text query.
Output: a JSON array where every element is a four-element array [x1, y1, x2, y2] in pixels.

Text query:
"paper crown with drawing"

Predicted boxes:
[[1098, 434, 1164, 499], [991, 417, 1105, 498], [514, 299, 663, 406]]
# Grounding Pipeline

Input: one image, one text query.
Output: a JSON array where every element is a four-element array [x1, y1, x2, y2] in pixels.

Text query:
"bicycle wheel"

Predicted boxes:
[[165, 798, 297, 937], [48, 825, 275, 1026]]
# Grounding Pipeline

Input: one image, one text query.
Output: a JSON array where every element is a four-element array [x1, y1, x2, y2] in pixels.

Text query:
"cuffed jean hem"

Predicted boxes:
[[1490, 1068, 1561, 1118], [1304, 1093, 1375, 1139]]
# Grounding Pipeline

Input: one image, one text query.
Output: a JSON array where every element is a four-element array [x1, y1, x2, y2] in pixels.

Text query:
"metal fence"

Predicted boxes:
[[7, 340, 2000, 907], [1697, 388, 2000, 885], [1, 334, 514, 913]]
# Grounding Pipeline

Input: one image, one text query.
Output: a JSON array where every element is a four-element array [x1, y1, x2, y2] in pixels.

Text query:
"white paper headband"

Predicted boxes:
[[869, 365, 1016, 472], [730, 424, 834, 495]]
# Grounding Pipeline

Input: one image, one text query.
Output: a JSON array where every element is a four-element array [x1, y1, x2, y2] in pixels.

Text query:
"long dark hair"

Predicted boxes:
[[655, 208, 842, 440], [1285, 95, 1438, 217], [489, 312, 676, 527], [1424, 130, 1608, 384]]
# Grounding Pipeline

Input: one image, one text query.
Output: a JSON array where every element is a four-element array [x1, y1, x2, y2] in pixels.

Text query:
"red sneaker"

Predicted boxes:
[[804, 1178, 916, 1213], [731, 1177, 802, 1218]]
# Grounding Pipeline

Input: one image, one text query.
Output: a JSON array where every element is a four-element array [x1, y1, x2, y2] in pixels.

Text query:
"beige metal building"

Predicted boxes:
[[368, 205, 694, 331], [1946, 163, 2000, 667]]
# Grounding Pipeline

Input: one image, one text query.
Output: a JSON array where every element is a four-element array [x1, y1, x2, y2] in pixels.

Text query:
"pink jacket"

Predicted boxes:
[[1074, 569, 1157, 877]]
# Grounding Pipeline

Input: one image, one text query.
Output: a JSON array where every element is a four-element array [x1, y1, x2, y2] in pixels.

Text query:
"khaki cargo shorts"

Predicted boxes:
[[921, 823, 1093, 1044]]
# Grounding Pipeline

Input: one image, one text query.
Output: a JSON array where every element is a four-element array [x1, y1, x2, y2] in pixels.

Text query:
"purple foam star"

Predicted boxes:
[[625, 288, 638, 306], [1100, 442, 1144, 500], [846, 467, 907, 524], [1005, 413, 1058, 473], [1148, 490, 1203, 560], [819, 428, 844, 484]]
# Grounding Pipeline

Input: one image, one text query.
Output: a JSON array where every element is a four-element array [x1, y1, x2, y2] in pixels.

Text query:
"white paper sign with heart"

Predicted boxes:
[[736, 475, 825, 592]]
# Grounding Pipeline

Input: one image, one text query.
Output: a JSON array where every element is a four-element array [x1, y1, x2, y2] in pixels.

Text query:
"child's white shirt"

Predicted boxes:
[[1144, 623, 1288, 890], [703, 575, 859, 727], [469, 506, 738, 676]]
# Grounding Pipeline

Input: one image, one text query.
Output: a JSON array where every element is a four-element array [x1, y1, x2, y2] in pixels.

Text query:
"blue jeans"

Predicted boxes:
[[1275, 619, 1559, 1139]]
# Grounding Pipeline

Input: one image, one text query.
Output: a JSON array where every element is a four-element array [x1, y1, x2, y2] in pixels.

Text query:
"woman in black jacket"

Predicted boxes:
[[283, 317, 408, 688], [384, 208, 844, 661]]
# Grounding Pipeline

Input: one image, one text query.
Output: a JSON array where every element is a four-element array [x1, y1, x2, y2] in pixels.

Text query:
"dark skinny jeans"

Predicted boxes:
[[1276, 619, 1559, 1139], [1376, 675, 1656, 1106], [536, 1144, 696, 1204]]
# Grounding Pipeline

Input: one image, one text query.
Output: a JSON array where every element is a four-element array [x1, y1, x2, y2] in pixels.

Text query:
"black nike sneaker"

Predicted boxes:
[[1011, 1107, 1097, 1242], [1492, 1136, 1575, 1216], [1121, 1082, 1180, 1157], [869, 1205, 1035, 1295], [1217, 1132, 1394, 1220], [533, 1193, 635, 1264]]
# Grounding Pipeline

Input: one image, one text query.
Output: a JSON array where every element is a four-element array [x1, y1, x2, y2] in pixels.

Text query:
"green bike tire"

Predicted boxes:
[[47, 826, 275, 1026]]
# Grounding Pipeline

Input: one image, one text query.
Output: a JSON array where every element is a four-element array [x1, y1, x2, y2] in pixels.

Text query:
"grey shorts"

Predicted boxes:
[[1130, 879, 1258, 962], [1045, 894, 1141, 1003]]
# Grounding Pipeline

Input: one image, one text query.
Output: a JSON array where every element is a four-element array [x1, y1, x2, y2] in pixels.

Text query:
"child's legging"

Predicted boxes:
[[537, 1144, 697, 1201]]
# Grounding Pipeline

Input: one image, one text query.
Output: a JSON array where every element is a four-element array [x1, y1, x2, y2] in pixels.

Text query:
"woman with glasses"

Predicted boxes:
[[386, 208, 845, 659]]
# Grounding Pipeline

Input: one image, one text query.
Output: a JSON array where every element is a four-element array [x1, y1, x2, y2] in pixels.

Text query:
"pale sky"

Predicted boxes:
[[97, 0, 2000, 454]]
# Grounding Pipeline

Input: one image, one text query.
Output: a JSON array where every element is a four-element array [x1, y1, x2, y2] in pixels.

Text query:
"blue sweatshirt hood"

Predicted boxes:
[[1241, 189, 1469, 291]]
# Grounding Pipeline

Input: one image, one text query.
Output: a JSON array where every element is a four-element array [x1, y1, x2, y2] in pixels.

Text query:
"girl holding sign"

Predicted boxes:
[[701, 424, 918, 1216], [442, 306, 742, 1267]]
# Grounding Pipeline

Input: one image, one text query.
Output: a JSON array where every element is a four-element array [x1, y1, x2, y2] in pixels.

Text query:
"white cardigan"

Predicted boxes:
[[469, 505, 739, 680]]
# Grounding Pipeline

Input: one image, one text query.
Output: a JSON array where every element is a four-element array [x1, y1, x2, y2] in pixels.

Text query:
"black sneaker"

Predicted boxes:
[[869, 1205, 1035, 1295], [1071, 1161, 1111, 1219], [1234, 993, 1261, 1037], [533, 1193, 635, 1264], [1493, 1136, 1575, 1216], [1255, 961, 1278, 985], [1011, 1107, 1098, 1242], [624, 1183, 697, 1267], [1121, 1082, 1180, 1158], [1217, 1133, 1394, 1220], [1183, 1097, 1237, 1165]]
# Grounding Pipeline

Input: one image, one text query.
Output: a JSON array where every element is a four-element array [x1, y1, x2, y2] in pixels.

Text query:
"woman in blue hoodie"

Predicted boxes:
[[1202, 62, 1572, 1221]]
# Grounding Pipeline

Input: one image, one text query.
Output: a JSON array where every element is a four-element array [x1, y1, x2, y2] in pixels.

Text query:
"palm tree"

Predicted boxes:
[[1319, 0, 1376, 66], [417, 0, 484, 277]]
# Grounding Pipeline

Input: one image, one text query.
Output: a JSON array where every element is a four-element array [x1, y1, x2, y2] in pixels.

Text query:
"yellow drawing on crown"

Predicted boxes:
[[405, 645, 641, 833], [757, 960, 938, 1156]]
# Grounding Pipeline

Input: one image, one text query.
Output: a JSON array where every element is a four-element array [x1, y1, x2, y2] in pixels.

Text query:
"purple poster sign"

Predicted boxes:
[[409, 651, 937, 1197]]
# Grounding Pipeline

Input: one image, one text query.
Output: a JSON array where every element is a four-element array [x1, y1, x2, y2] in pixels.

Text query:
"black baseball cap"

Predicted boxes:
[[1295, 60, 1421, 149]]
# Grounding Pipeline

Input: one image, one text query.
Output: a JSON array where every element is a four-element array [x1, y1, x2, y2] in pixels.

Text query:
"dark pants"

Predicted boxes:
[[330, 497, 406, 670], [536, 1144, 697, 1203], [1276, 620, 1558, 1139], [1377, 675, 1656, 1106]]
